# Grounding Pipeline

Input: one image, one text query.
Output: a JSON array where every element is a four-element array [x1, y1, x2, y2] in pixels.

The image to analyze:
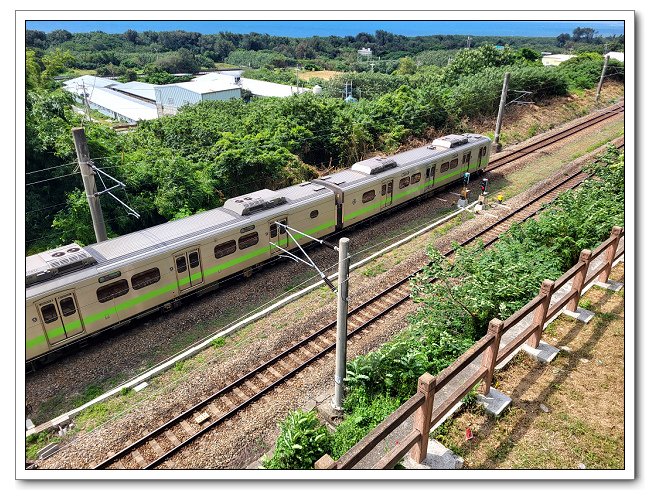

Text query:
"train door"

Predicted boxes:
[[381, 180, 394, 209], [37, 292, 84, 345], [425, 164, 436, 192], [174, 247, 204, 292], [463, 150, 472, 174], [269, 217, 288, 255], [477, 146, 486, 171]]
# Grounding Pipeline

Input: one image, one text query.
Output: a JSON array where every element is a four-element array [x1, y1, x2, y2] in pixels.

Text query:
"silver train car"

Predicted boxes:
[[26, 133, 491, 361]]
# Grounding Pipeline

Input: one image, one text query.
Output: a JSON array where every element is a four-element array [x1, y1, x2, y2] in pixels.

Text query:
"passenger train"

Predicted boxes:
[[26, 133, 491, 362]]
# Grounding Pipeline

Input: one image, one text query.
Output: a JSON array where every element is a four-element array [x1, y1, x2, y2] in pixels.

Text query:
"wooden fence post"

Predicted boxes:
[[566, 249, 592, 312], [314, 454, 337, 469], [481, 319, 504, 395], [598, 226, 623, 283], [527, 279, 554, 348], [409, 373, 436, 464]]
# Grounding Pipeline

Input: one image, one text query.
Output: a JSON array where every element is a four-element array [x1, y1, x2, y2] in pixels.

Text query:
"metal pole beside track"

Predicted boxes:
[[332, 237, 350, 411], [72, 127, 108, 243], [596, 55, 610, 103], [493, 72, 510, 152]]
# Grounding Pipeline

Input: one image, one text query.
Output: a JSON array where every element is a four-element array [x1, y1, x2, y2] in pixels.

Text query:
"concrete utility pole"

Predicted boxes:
[[493, 72, 511, 152], [332, 237, 351, 411], [595, 55, 610, 103], [72, 127, 108, 243]]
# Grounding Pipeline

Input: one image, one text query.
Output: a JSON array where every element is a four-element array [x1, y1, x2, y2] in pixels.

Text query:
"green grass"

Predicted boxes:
[[26, 431, 62, 461], [211, 337, 226, 349], [361, 262, 387, 278]]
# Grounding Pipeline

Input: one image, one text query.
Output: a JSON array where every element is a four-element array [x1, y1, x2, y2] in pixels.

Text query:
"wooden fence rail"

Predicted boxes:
[[316, 226, 624, 470]]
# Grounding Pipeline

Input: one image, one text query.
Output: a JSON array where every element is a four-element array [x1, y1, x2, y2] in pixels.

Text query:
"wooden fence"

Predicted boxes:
[[315, 226, 624, 470]]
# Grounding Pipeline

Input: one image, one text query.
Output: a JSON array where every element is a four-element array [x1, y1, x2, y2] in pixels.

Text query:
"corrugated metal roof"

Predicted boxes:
[[66, 87, 158, 122], [170, 80, 241, 95], [192, 72, 311, 98], [112, 81, 157, 101], [62, 75, 117, 89]]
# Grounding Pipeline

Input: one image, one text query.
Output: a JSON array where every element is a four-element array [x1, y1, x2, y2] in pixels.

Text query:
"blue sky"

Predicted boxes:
[[25, 20, 625, 38]]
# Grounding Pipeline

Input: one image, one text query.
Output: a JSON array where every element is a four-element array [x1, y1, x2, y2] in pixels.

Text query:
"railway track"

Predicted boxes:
[[485, 103, 623, 171], [94, 138, 618, 469]]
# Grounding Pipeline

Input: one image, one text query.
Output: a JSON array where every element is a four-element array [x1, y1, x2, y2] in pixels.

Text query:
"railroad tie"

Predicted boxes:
[[233, 387, 249, 401], [179, 420, 195, 437], [131, 449, 147, 468], [164, 430, 182, 447], [244, 380, 260, 394], [207, 402, 224, 419], [266, 366, 283, 380], [276, 358, 292, 373], [255, 372, 271, 386], [220, 394, 237, 409], [149, 438, 165, 457]]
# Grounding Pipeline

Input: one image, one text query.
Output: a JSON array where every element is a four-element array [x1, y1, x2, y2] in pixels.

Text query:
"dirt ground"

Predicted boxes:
[[432, 263, 625, 470]]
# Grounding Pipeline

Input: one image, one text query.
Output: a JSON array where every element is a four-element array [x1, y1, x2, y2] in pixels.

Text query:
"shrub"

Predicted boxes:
[[262, 410, 333, 469]]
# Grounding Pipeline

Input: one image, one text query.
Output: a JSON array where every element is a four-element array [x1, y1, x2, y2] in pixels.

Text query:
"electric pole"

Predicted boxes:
[[72, 127, 108, 243], [332, 237, 351, 411], [493, 72, 511, 152], [596, 55, 610, 103]]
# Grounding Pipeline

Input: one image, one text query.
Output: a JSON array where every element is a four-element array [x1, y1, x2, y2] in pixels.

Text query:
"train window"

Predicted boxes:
[[131, 268, 161, 290], [462, 153, 470, 164], [41, 304, 58, 324], [239, 232, 259, 250], [426, 168, 430, 178], [176, 256, 187, 273], [399, 176, 410, 189], [310, 210, 319, 219], [381, 184, 386, 196], [97, 279, 129, 303], [450, 159, 459, 169], [214, 240, 236, 259], [270, 223, 277, 238], [362, 190, 376, 203], [59, 297, 76, 317], [98, 271, 121, 283], [189, 251, 200, 269], [440, 162, 449, 173], [411, 173, 421, 184]]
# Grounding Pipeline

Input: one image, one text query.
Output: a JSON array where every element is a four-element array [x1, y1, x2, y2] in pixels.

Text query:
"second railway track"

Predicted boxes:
[[94, 139, 617, 469]]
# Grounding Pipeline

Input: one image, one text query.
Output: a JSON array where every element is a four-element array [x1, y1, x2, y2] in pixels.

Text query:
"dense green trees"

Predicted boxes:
[[26, 27, 622, 74]]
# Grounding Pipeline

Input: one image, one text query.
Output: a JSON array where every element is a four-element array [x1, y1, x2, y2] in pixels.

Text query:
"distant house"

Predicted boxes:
[[541, 54, 576, 66], [153, 80, 242, 116], [605, 51, 624, 63]]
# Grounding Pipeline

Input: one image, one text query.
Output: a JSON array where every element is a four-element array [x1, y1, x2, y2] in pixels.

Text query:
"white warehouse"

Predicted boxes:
[[154, 80, 241, 116]]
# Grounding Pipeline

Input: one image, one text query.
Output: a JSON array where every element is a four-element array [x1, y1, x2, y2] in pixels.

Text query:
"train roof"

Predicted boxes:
[[26, 181, 334, 295]]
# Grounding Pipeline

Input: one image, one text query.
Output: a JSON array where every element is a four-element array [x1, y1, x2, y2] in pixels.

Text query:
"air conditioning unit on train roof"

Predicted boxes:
[[351, 156, 398, 175], [429, 134, 469, 149], [26, 243, 96, 287], [223, 189, 287, 216]]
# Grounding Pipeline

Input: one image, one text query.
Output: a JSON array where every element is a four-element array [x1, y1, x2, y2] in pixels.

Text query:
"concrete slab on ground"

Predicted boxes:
[[594, 279, 623, 292], [562, 306, 595, 323], [522, 340, 560, 364], [403, 440, 464, 470], [476, 387, 512, 417]]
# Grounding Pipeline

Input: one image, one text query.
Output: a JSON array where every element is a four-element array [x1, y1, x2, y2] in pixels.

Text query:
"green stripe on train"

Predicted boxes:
[[27, 219, 336, 351], [344, 161, 482, 222]]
